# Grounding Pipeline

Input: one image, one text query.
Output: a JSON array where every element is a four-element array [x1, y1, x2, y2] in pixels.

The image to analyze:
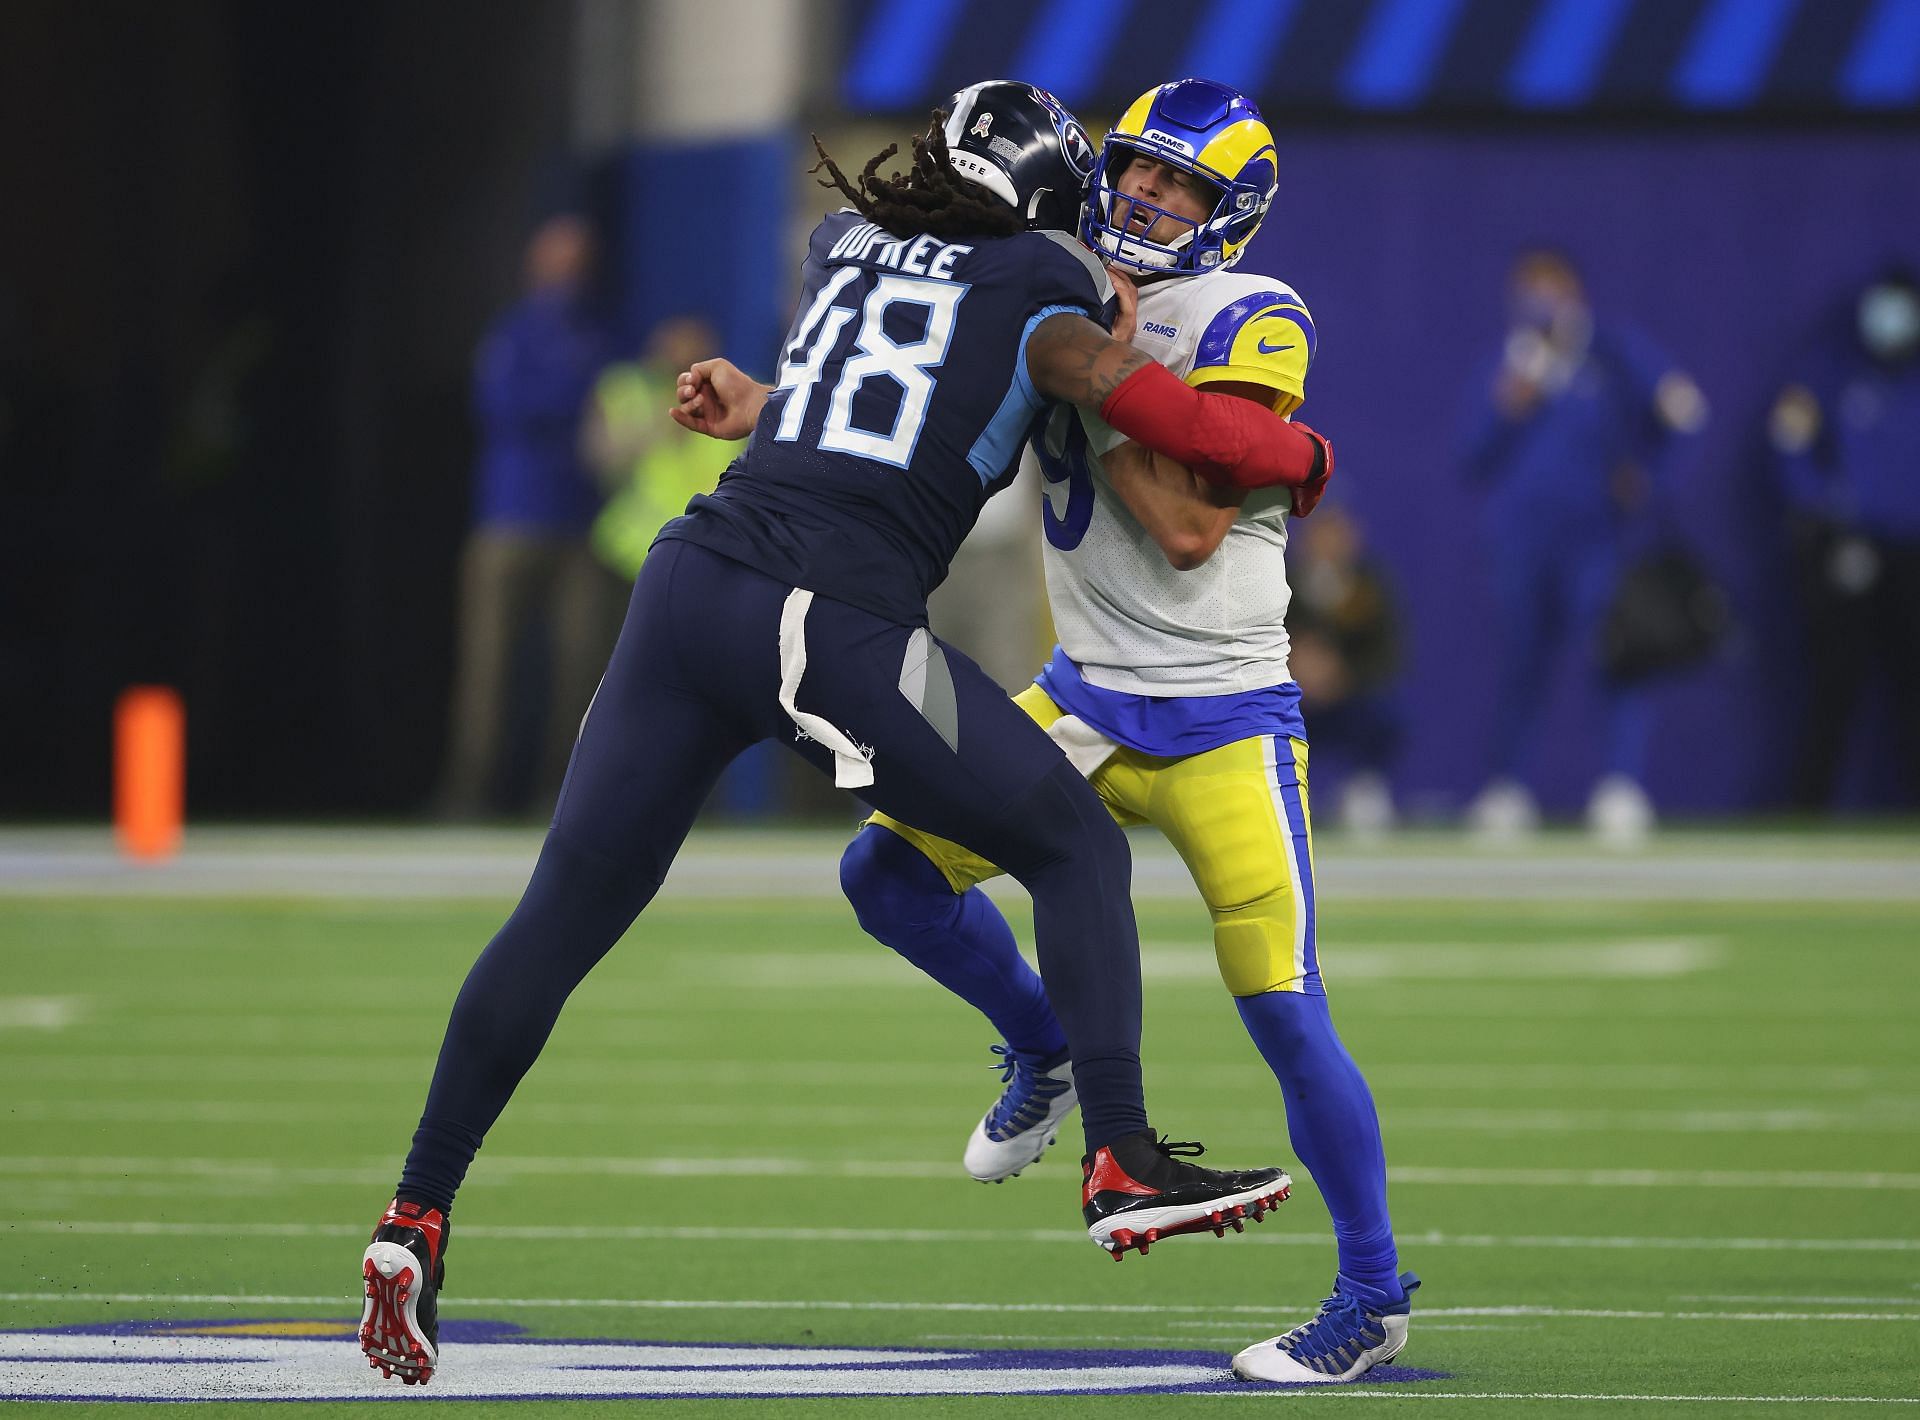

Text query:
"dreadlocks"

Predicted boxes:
[[811, 110, 1024, 244]]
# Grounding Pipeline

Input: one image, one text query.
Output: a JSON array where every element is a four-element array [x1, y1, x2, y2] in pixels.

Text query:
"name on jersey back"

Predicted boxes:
[[827, 222, 973, 281]]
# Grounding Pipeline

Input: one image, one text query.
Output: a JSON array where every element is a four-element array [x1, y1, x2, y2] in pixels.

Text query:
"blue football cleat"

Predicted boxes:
[[1232, 1272, 1420, 1383], [963, 1043, 1076, 1182]]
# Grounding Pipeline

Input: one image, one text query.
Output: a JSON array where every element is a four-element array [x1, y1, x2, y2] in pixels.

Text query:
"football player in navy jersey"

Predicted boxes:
[[356, 81, 1329, 1386]]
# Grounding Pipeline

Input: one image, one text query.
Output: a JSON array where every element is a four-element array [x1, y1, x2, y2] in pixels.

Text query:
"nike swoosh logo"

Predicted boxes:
[[1258, 338, 1296, 354]]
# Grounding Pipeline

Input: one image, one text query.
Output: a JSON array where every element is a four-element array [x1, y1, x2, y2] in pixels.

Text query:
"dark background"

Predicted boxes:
[[1, 2, 575, 816]]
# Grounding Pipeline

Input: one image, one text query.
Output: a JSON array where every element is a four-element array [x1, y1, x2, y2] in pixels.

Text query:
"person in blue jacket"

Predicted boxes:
[[1769, 265, 1920, 809], [1460, 247, 1705, 845], [437, 213, 615, 817]]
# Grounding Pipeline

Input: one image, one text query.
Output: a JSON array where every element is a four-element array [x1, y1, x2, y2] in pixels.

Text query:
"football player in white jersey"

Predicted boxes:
[[678, 79, 1411, 1383], [836, 80, 1417, 1384]]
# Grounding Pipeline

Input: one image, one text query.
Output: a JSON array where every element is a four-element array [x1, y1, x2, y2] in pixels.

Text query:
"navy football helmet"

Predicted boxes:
[[941, 80, 1097, 234]]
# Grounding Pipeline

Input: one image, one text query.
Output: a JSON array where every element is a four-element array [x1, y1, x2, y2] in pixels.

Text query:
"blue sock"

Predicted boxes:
[[1236, 989, 1401, 1301], [841, 826, 1066, 1058]]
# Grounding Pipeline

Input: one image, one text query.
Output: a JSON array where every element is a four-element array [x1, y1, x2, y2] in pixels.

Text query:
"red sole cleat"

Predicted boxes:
[[1105, 1184, 1292, 1256], [1087, 1164, 1293, 1259], [360, 1251, 436, 1384]]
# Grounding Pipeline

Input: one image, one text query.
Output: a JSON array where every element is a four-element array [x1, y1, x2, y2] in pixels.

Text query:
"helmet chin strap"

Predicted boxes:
[[1096, 227, 1182, 270], [1094, 193, 1201, 271]]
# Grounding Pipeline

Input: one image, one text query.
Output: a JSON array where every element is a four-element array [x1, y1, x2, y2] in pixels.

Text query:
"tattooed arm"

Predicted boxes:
[[1023, 313, 1155, 411]]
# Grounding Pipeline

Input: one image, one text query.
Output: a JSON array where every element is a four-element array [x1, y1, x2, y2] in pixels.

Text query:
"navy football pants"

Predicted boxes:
[[398, 540, 1145, 1210]]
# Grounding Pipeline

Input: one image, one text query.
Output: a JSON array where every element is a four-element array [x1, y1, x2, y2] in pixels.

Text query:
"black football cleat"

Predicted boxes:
[[359, 1198, 448, 1385], [1082, 1130, 1290, 1260]]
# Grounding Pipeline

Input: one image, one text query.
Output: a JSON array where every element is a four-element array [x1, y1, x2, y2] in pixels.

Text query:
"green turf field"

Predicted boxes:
[[3, 828, 1918, 1416]]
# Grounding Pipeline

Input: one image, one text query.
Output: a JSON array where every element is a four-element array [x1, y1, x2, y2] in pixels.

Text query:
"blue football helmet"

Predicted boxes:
[[1081, 79, 1278, 274], [942, 80, 1097, 234]]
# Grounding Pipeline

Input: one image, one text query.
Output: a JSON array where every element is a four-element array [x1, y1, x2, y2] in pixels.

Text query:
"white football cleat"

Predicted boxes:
[[1465, 778, 1539, 841], [1587, 773, 1655, 849], [1233, 1272, 1419, 1384], [963, 1044, 1076, 1182], [1337, 771, 1398, 840]]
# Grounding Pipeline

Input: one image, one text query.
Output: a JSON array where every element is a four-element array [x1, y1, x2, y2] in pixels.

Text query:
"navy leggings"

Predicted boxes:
[[398, 540, 1145, 1209]]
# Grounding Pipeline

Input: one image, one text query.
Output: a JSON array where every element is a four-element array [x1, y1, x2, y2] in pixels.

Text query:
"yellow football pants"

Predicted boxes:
[[868, 683, 1321, 997]]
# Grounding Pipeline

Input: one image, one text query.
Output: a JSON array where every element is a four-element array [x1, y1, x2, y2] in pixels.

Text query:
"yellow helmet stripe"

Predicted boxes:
[[1196, 120, 1276, 182], [1113, 88, 1161, 138]]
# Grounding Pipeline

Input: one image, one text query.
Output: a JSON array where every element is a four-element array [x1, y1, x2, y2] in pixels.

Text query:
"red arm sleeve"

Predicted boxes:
[[1098, 360, 1329, 491]]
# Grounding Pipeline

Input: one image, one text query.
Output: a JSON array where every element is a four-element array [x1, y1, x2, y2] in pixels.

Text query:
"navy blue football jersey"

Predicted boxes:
[[661, 209, 1112, 625]]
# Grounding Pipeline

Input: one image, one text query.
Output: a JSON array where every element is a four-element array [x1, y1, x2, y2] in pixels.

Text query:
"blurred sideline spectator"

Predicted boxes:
[[1768, 266, 1920, 810], [1286, 503, 1404, 837], [586, 315, 783, 816], [594, 317, 801, 818], [436, 214, 615, 819], [1460, 247, 1706, 847], [585, 316, 741, 584], [929, 460, 1045, 692]]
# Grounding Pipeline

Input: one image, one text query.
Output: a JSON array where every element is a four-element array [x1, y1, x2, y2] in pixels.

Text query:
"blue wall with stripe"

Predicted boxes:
[[843, 0, 1920, 117]]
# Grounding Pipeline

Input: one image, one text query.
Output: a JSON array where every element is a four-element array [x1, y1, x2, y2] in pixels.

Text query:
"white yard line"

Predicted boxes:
[[9, 1097, 1916, 1133], [0, 997, 82, 1030], [711, 938, 1728, 986], [1160, 1319, 1531, 1335], [1205, 1393, 1920, 1405], [10, 1054, 1915, 1094], [1422, 1307, 1919, 1321], [5, 1153, 1917, 1192], [10, 1219, 1919, 1256], [1386, 1165, 1920, 1190], [3, 825, 1917, 901], [1678, 1294, 1920, 1306], [918, 1333, 1260, 1345], [922, 1327, 1526, 1341], [0, 1099, 953, 1127], [1367, 1064, 1908, 1093], [1384, 1106, 1920, 1134], [0, 1289, 1916, 1331]]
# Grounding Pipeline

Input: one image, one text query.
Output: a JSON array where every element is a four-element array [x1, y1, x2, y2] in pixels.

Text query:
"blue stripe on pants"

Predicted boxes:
[[1271, 738, 1321, 991]]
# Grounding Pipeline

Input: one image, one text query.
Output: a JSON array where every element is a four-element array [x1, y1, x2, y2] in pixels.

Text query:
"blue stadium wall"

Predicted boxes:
[[1234, 130, 1916, 814], [610, 136, 792, 370]]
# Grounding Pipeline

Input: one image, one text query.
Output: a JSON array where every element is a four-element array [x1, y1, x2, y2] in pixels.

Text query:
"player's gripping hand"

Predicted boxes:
[[1288, 424, 1334, 518], [1105, 266, 1139, 345], [671, 358, 770, 441]]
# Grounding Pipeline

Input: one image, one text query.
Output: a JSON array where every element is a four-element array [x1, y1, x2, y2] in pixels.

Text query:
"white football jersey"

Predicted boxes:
[[1037, 268, 1316, 696]]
